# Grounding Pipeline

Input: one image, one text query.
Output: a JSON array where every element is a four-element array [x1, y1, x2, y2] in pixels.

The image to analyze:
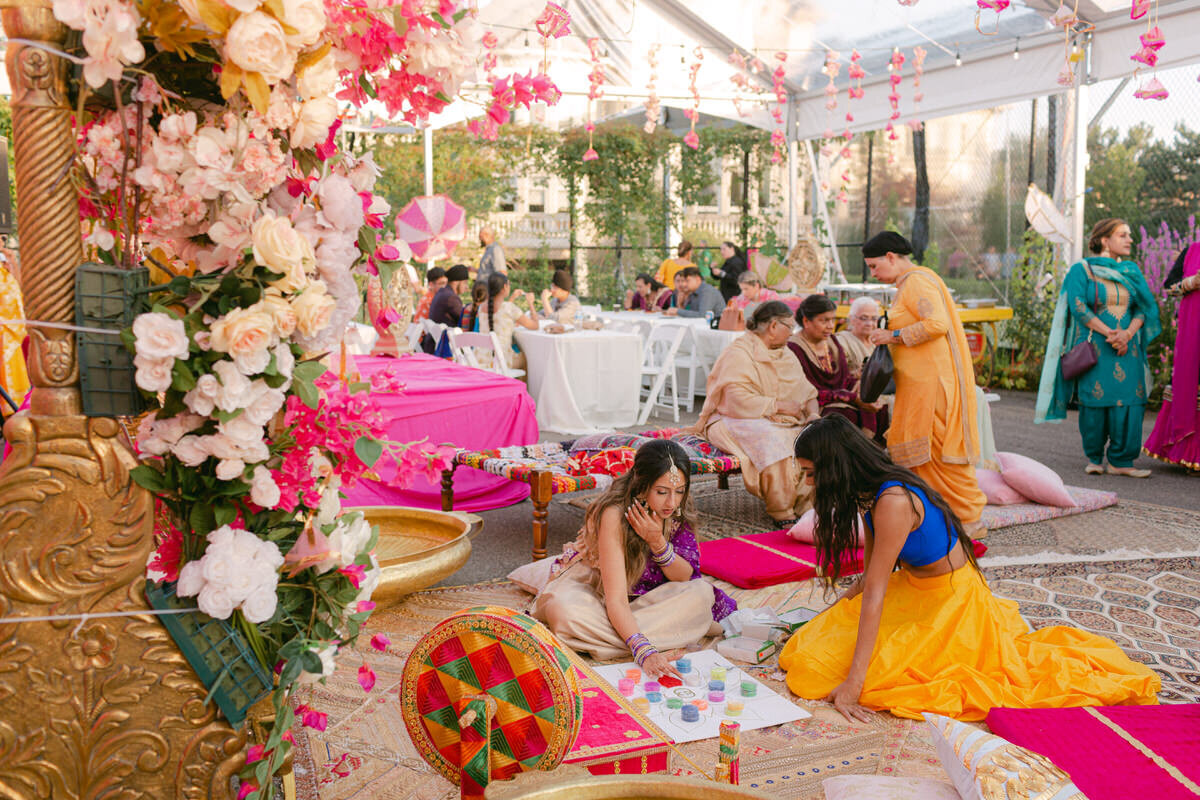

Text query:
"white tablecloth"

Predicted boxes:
[[597, 310, 741, 376], [515, 327, 643, 434]]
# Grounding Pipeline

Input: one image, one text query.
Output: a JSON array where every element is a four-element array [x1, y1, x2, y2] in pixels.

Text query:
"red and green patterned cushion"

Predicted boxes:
[[401, 606, 583, 787]]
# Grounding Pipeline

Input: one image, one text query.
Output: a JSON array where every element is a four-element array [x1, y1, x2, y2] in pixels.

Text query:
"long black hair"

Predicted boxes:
[[796, 293, 836, 323], [582, 439, 696, 588], [484, 272, 508, 329], [793, 415, 978, 584]]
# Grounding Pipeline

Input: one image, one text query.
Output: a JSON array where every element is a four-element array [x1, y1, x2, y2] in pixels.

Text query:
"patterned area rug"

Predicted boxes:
[[289, 554, 1199, 799]]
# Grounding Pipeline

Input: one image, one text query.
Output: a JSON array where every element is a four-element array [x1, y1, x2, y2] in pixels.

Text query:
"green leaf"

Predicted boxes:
[[130, 465, 169, 493], [213, 407, 243, 423], [348, 381, 370, 394], [357, 225, 377, 257], [353, 437, 383, 467], [357, 71, 377, 100], [294, 376, 319, 410], [292, 360, 326, 382], [278, 657, 303, 690], [119, 327, 137, 355], [299, 649, 323, 675], [219, 273, 241, 296], [376, 259, 397, 292], [214, 503, 237, 528], [171, 360, 197, 392], [189, 502, 217, 536], [167, 275, 191, 297]]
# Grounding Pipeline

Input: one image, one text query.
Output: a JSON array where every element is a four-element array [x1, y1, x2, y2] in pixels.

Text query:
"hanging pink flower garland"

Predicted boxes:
[[884, 48, 905, 164], [644, 44, 661, 133], [729, 52, 753, 118], [1130, 0, 1168, 100], [535, 1, 572, 74], [683, 46, 704, 150], [769, 51, 789, 164], [909, 46, 926, 130], [582, 37, 605, 160]]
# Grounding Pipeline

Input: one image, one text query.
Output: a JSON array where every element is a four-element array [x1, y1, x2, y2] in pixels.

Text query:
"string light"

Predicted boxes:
[[955, 49, 962, 67], [1012, 37, 1020, 60]]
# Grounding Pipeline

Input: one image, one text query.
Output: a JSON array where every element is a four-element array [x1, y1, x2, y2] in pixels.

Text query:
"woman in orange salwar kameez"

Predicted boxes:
[[862, 232, 987, 536]]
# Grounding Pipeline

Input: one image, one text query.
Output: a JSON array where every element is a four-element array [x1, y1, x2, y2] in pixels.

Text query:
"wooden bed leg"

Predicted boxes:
[[530, 470, 553, 561], [441, 464, 458, 511], [718, 472, 730, 491]]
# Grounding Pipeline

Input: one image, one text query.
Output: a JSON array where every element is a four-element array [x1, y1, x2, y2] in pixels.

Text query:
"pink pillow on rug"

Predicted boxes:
[[976, 467, 1028, 506], [787, 509, 866, 545], [996, 452, 1078, 508]]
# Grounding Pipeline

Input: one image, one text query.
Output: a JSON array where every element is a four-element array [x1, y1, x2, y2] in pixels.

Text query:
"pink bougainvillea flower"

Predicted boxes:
[[296, 704, 329, 731], [358, 663, 377, 692], [339, 564, 367, 588], [146, 515, 184, 583], [237, 782, 259, 800], [357, 600, 377, 614], [375, 244, 400, 262], [582, 147, 599, 161], [246, 744, 267, 765], [370, 633, 391, 651], [280, 729, 295, 745], [315, 119, 343, 162], [535, 2, 571, 39], [683, 130, 700, 149]]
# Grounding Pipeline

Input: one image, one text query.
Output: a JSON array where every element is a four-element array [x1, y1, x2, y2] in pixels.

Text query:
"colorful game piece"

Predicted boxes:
[[658, 675, 682, 689], [710, 666, 727, 681], [618, 678, 635, 696], [708, 690, 725, 703], [675, 658, 692, 673], [740, 681, 757, 698], [633, 697, 650, 712], [681, 704, 700, 722], [683, 672, 703, 687], [645, 691, 663, 704], [644, 681, 660, 693], [694, 700, 708, 711], [708, 679, 725, 692], [625, 668, 641, 682], [726, 700, 744, 716], [666, 697, 683, 710]]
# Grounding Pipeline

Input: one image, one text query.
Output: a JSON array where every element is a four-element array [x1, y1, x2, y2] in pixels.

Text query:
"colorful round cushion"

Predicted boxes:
[[401, 605, 583, 786]]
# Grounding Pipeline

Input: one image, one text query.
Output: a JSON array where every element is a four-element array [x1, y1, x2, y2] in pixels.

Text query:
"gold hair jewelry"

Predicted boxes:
[[666, 461, 685, 487]]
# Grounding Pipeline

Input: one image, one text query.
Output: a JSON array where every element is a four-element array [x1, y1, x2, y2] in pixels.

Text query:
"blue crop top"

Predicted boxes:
[[863, 480, 956, 567]]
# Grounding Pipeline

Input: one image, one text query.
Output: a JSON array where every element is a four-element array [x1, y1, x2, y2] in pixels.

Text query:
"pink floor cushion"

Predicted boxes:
[[786, 509, 866, 545], [996, 452, 1079, 508], [986, 705, 1200, 800], [977, 467, 1029, 506]]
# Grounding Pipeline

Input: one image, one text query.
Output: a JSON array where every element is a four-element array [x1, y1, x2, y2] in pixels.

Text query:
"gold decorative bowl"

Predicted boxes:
[[484, 771, 769, 799], [348, 505, 483, 606]]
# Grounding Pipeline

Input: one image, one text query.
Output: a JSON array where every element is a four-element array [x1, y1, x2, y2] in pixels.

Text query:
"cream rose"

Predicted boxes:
[[291, 282, 336, 337], [290, 96, 337, 151], [132, 312, 189, 361], [209, 305, 277, 376], [297, 50, 338, 100], [225, 11, 296, 84], [252, 213, 314, 292], [255, 291, 298, 338], [283, 0, 326, 49]]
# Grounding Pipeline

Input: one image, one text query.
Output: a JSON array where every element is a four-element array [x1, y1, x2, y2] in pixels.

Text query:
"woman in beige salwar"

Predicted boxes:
[[533, 440, 737, 676], [692, 301, 819, 523]]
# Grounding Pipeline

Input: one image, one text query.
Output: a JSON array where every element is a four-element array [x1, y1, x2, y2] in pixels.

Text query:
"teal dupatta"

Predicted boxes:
[[1035, 257, 1161, 423]]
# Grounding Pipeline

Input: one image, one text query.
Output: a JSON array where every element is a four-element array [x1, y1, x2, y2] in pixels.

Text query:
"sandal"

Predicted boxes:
[[1105, 465, 1151, 478], [1084, 463, 1104, 475]]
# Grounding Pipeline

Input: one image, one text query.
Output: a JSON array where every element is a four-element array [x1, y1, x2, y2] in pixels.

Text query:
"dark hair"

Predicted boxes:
[[677, 266, 702, 280], [470, 280, 488, 306], [427, 266, 447, 282], [485, 272, 509, 328], [552, 269, 573, 291], [677, 240, 693, 258], [862, 231, 913, 258], [793, 415, 979, 585], [722, 240, 741, 256], [747, 300, 792, 331], [1088, 218, 1127, 255], [446, 264, 470, 282], [583, 439, 696, 587], [797, 293, 836, 323], [634, 272, 653, 286]]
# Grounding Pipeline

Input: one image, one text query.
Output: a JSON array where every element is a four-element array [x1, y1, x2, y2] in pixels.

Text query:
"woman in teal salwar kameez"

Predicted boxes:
[[1036, 218, 1161, 477]]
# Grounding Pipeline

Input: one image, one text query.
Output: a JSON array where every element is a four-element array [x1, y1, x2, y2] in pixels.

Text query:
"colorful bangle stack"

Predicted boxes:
[[624, 632, 658, 667], [651, 541, 676, 568]]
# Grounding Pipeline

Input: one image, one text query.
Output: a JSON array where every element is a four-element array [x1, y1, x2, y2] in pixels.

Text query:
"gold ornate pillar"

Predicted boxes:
[[0, 3, 242, 797]]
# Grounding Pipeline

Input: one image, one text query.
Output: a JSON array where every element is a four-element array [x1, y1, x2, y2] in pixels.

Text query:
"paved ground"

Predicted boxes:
[[445, 390, 1200, 585]]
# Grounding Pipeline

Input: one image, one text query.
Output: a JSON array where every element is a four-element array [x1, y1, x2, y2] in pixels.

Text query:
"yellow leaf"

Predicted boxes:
[[219, 61, 243, 100], [296, 41, 332, 74], [261, 0, 287, 23], [195, 0, 234, 35], [243, 70, 270, 115]]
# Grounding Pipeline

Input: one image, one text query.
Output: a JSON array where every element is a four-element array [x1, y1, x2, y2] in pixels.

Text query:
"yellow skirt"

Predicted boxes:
[[778, 567, 1160, 721]]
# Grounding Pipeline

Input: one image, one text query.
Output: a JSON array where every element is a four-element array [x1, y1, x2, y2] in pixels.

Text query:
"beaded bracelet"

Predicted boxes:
[[651, 541, 676, 568], [634, 645, 659, 668], [624, 632, 657, 666]]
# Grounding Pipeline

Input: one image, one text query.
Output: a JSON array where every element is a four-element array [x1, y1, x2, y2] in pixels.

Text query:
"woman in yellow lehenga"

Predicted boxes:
[[862, 232, 987, 535], [0, 256, 29, 414], [779, 416, 1159, 723]]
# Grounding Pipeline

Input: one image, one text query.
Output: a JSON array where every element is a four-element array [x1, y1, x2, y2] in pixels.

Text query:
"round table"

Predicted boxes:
[[514, 326, 643, 434]]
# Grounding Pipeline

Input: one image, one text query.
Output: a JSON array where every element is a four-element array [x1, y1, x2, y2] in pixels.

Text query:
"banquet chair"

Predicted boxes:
[[672, 327, 709, 414], [421, 318, 450, 352], [637, 323, 687, 424], [448, 330, 526, 379], [405, 322, 423, 352]]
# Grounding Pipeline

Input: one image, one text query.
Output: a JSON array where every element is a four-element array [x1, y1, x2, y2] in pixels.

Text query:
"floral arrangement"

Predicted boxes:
[[53, 0, 558, 796]]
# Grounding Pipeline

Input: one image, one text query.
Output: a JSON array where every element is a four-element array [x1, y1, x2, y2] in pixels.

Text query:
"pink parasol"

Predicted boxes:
[[393, 194, 467, 263]]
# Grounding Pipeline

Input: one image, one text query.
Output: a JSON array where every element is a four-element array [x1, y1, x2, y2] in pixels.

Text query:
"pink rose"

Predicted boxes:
[[134, 354, 174, 393], [133, 312, 189, 360], [317, 174, 363, 231]]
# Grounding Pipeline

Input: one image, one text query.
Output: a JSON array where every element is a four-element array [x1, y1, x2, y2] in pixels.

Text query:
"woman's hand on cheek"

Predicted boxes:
[[625, 502, 666, 547]]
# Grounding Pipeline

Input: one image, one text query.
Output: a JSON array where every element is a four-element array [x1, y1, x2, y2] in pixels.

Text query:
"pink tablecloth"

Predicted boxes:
[[342, 354, 538, 511]]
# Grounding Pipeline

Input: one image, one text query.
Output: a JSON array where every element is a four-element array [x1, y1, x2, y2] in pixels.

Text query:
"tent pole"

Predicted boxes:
[[786, 93, 798, 250], [803, 140, 846, 283], [1068, 73, 1089, 264]]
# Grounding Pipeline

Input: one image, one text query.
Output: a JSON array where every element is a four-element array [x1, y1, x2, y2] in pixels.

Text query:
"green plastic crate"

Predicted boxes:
[[75, 263, 151, 417], [145, 581, 272, 727]]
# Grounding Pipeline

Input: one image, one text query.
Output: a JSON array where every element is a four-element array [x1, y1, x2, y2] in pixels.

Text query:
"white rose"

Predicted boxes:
[[216, 458, 246, 481], [207, 525, 237, 549], [200, 549, 233, 586], [133, 312, 189, 360], [340, 514, 373, 560], [209, 306, 278, 371], [134, 354, 174, 393], [273, 343, 295, 381], [316, 174, 363, 232], [355, 554, 382, 604], [297, 50, 338, 100], [244, 385, 285, 426], [197, 583, 236, 619], [290, 96, 337, 151], [254, 538, 285, 570], [252, 212, 314, 292], [249, 465, 281, 508], [177, 561, 205, 596], [219, 415, 264, 450], [291, 282, 336, 337], [227, 0, 262, 12], [224, 561, 257, 600], [172, 435, 210, 467], [283, 0, 326, 49], [241, 586, 278, 623], [225, 11, 296, 84], [212, 360, 253, 413], [345, 152, 381, 193], [183, 387, 215, 417]]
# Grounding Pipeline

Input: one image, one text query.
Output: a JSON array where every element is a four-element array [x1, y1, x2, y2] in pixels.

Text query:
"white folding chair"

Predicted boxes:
[[422, 318, 449, 352], [448, 330, 526, 379], [405, 322, 423, 352], [673, 327, 710, 413], [637, 323, 687, 424]]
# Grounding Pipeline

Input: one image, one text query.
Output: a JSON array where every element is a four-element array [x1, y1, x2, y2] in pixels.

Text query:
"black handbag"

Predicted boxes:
[[1060, 265, 1100, 381], [859, 311, 894, 404]]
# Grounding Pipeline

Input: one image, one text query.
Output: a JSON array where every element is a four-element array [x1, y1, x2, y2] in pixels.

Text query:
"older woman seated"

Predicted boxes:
[[789, 294, 889, 441], [836, 297, 882, 377], [730, 271, 781, 318], [691, 301, 819, 523]]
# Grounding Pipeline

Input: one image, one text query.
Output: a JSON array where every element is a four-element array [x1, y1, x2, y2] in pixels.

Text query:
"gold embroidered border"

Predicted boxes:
[[1083, 707, 1200, 796], [738, 537, 817, 568], [889, 436, 931, 468]]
